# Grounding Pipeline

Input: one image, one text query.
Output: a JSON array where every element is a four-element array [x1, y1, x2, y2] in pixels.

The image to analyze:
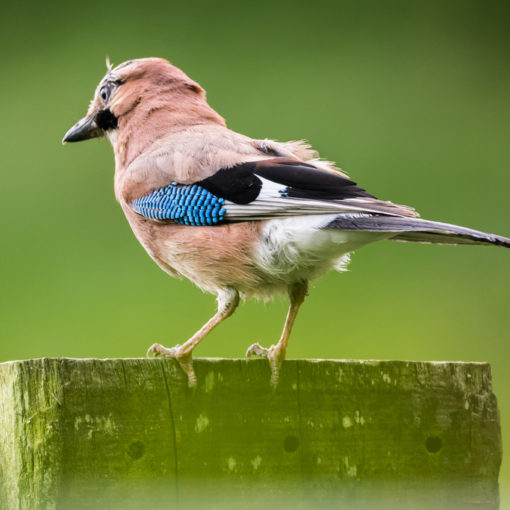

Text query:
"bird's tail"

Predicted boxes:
[[323, 215, 510, 248]]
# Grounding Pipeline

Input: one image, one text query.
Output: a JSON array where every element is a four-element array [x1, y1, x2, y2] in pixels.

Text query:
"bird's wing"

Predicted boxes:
[[129, 158, 418, 225]]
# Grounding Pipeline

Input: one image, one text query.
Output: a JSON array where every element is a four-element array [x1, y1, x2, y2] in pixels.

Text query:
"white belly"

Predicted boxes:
[[254, 215, 394, 284]]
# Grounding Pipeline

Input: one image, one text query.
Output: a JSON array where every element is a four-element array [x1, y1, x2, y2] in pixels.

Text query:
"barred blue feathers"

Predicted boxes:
[[131, 183, 226, 226]]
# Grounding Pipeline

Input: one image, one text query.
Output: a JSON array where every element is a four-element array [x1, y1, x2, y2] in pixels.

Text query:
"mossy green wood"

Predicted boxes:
[[0, 358, 501, 510]]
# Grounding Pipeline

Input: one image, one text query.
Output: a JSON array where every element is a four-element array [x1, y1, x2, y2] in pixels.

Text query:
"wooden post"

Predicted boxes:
[[0, 358, 501, 510]]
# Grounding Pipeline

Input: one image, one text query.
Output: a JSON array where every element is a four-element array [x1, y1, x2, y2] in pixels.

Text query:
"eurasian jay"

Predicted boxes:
[[63, 57, 510, 387]]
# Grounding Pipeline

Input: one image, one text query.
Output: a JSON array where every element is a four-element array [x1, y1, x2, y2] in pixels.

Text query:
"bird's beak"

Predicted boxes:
[[62, 112, 103, 144]]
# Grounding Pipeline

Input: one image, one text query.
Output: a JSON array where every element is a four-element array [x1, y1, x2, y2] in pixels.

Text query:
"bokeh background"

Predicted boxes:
[[2, 0, 509, 505]]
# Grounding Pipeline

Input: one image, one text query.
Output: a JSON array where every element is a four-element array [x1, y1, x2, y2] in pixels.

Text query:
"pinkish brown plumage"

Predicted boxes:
[[63, 57, 510, 386]]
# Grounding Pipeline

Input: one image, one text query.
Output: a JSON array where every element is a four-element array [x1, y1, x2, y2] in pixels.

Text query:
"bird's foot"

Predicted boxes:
[[245, 342, 286, 387], [147, 343, 197, 387]]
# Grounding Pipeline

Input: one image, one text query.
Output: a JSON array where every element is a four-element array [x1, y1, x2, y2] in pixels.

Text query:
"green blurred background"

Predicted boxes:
[[2, 0, 509, 505]]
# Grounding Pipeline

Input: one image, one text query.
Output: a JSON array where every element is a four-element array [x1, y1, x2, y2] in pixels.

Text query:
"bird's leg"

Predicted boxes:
[[147, 288, 239, 387], [246, 280, 308, 387]]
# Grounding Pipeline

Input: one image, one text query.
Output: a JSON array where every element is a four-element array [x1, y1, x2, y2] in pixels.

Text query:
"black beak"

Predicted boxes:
[[62, 112, 103, 144]]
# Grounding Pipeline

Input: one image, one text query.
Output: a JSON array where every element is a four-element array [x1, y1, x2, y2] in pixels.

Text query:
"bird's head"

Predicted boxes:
[[62, 57, 224, 146]]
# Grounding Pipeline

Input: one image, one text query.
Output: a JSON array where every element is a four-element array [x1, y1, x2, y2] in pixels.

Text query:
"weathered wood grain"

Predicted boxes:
[[0, 358, 501, 509]]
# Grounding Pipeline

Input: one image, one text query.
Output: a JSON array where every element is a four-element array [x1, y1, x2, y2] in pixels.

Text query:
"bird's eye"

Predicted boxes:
[[100, 85, 111, 103]]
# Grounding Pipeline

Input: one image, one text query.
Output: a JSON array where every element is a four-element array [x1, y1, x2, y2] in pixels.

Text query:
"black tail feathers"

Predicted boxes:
[[324, 215, 510, 248]]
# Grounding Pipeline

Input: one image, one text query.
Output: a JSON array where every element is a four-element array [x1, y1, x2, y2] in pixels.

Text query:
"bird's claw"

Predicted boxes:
[[147, 342, 181, 358], [245, 342, 284, 387], [245, 342, 270, 358], [146, 342, 197, 387]]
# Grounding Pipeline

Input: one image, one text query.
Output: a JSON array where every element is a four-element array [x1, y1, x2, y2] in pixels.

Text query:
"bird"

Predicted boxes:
[[63, 57, 510, 387]]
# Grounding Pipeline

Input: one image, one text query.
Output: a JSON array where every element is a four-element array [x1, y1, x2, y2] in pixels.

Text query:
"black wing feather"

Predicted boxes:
[[198, 163, 262, 204], [197, 158, 375, 204]]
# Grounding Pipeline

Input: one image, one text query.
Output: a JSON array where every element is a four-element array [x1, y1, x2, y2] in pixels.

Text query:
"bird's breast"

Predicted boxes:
[[121, 202, 270, 295]]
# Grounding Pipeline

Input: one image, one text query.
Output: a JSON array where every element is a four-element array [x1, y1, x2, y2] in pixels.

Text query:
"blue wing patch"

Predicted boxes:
[[131, 183, 226, 226]]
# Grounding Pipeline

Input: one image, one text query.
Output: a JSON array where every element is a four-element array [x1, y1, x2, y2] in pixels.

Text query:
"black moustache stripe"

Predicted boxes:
[[96, 109, 118, 130]]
